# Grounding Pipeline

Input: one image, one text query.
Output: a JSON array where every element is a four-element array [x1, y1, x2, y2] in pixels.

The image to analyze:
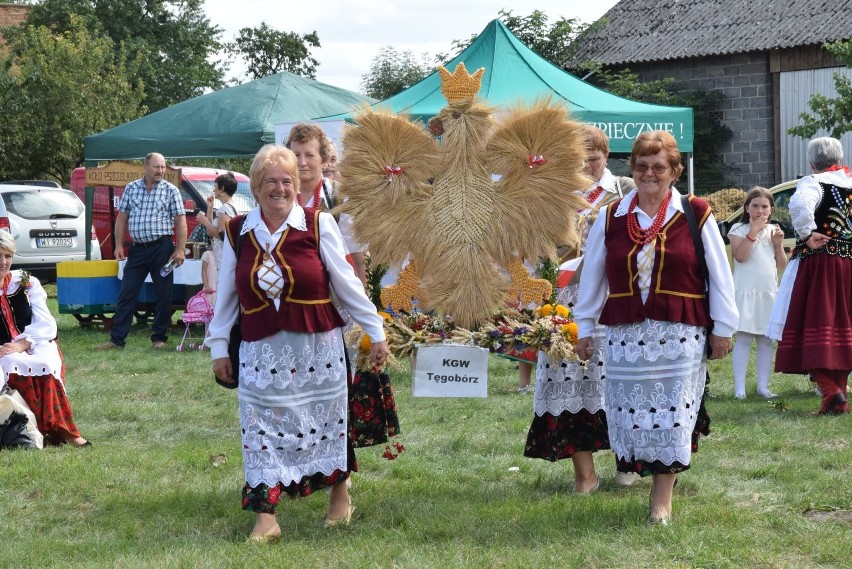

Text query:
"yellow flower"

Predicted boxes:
[[561, 322, 579, 343], [377, 311, 392, 322], [538, 304, 554, 316], [554, 304, 569, 317], [359, 334, 373, 353]]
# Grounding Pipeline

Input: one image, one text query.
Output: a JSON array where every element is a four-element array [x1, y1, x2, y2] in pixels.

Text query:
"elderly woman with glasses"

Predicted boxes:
[[573, 131, 737, 525]]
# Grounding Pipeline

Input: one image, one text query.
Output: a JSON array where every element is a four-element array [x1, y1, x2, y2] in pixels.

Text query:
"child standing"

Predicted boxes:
[[728, 187, 788, 399]]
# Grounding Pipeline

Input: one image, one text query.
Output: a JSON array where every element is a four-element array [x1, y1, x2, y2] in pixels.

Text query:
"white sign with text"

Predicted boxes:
[[412, 344, 489, 398]]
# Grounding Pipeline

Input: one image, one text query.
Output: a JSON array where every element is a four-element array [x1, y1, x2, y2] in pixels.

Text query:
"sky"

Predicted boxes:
[[203, 0, 620, 93]]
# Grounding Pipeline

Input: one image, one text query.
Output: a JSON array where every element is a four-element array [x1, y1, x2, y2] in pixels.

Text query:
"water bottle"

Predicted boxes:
[[160, 259, 177, 277]]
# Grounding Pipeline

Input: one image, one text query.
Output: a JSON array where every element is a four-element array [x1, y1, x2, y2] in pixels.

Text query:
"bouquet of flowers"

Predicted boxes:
[[454, 304, 579, 363], [384, 311, 458, 359], [344, 311, 399, 373], [361, 304, 579, 364]]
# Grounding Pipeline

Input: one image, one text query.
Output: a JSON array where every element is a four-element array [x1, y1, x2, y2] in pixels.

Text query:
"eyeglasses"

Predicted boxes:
[[633, 164, 670, 175]]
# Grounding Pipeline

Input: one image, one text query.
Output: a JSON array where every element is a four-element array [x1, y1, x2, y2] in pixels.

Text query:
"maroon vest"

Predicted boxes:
[[227, 208, 344, 341], [598, 196, 711, 327]]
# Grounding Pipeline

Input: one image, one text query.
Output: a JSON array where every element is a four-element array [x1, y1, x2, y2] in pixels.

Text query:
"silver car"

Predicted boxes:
[[0, 183, 101, 278]]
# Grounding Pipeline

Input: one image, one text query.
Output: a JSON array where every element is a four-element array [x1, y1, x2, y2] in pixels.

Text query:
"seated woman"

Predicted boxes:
[[0, 232, 89, 447]]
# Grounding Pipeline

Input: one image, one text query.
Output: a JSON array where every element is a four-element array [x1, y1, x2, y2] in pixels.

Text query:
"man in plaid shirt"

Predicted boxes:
[[98, 153, 187, 350]]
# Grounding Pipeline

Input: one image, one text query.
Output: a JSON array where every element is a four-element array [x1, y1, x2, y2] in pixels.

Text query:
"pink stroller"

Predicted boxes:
[[177, 289, 214, 351], [177, 249, 218, 352], [177, 289, 214, 352]]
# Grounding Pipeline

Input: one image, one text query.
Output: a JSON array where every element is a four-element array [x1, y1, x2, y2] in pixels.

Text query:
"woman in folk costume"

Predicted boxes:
[[284, 123, 370, 283], [0, 231, 89, 447], [524, 125, 636, 492], [769, 136, 852, 415], [286, 123, 402, 451], [206, 145, 389, 543], [574, 131, 737, 525]]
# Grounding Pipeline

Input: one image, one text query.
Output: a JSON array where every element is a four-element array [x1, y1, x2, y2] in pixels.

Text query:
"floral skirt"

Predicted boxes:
[[242, 441, 356, 512], [5, 372, 80, 444], [524, 409, 610, 461], [349, 370, 401, 447]]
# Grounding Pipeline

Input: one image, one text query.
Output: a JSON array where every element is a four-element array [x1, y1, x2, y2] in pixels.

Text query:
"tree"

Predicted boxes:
[[436, 9, 599, 66], [20, 0, 224, 112], [226, 22, 320, 81], [360, 10, 595, 100], [0, 16, 145, 184], [361, 46, 430, 99], [788, 41, 852, 139]]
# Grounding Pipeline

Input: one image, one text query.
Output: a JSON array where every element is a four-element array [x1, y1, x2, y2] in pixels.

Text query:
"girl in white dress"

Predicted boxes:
[[727, 187, 788, 399]]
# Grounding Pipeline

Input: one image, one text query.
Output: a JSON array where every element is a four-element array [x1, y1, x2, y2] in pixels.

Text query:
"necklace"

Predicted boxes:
[[626, 191, 672, 245], [585, 185, 604, 205], [298, 179, 323, 209]]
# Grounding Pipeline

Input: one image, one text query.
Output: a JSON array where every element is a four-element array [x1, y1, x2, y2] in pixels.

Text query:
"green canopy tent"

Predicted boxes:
[[84, 71, 373, 160], [80, 72, 372, 258], [316, 19, 695, 186]]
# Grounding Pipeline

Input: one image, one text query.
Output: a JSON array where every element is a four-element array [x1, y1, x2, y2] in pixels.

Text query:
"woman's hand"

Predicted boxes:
[[806, 230, 830, 250], [212, 357, 235, 385], [707, 334, 732, 360], [0, 339, 30, 357], [575, 336, 595, 362], [370, 340, 390, 371], [196, 211, 211, 230]]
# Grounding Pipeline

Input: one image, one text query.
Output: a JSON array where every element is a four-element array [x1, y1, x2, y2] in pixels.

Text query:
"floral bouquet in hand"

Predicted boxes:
[[525, 303, 579, 362], [345, 311, 397, 372]]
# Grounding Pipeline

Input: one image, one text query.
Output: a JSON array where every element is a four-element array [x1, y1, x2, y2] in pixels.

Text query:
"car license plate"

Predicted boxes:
[[36, 237, 73, 248]]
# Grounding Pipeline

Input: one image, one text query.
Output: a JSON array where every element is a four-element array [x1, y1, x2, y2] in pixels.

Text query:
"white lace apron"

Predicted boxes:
[[238, 328, 349, 488], [605, 320, 707, 466]]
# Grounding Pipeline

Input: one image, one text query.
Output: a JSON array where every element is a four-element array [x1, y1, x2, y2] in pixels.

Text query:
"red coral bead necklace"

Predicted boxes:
[[626, 190, 672, 245], [297, 179, 323, 208], [585, 185, 604, 205]]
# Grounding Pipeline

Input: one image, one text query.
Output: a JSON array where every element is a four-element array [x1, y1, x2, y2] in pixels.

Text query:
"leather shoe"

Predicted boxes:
[[572, 478, 600, 495], [246, 525, 281, 544], [324, 501, 355, 528], [96, 341, 122, 351], [152, 341, 167, 350], [648, 503, 672, 526], [614, 471, 640, 487]]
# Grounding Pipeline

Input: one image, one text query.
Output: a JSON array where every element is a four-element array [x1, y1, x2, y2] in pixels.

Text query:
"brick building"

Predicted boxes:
[[0, 3, 29, 28], [567, 0, 852, 191], [0, 3, 30, 51]]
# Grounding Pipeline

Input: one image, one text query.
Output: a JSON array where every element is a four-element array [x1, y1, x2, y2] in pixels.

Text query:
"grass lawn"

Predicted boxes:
[[1, 292, 851, 568]]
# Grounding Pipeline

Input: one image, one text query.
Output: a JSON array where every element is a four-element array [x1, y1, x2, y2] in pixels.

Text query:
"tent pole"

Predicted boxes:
[[688, 153, 695, 195], [84, 160, 97, 260]]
